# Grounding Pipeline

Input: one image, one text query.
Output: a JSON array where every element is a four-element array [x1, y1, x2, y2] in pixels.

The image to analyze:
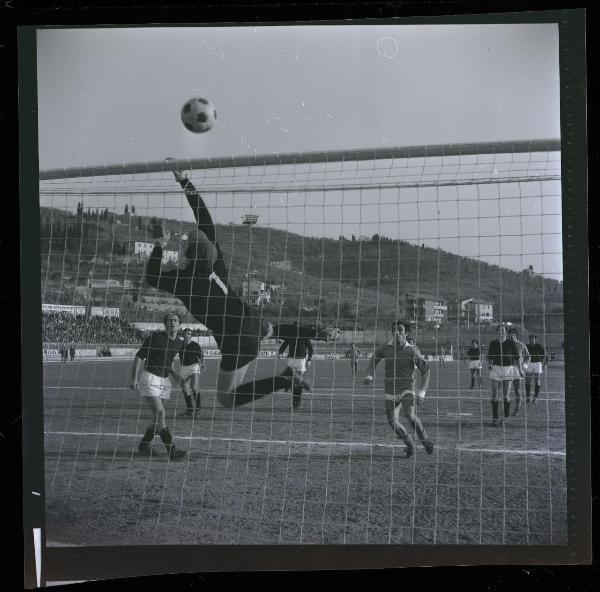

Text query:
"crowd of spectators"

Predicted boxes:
[[42, 312, 144, 345]]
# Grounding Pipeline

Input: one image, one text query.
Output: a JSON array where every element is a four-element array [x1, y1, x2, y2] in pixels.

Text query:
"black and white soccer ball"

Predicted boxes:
[[180, 96, 217, 133]]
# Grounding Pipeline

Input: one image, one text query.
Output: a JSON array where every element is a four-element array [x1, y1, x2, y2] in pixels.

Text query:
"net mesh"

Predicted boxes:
[[40, 141, 566, 545]]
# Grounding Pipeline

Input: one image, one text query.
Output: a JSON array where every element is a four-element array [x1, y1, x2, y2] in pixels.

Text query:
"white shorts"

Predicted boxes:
[[489, 365, 520, 382], [469, 360, 482, 370], [385, 389, 417, 404], [179, 363, 201, 381], [138, 370, 172, 400], [526, 362, 543, 375], [287, 357, 307, 374]]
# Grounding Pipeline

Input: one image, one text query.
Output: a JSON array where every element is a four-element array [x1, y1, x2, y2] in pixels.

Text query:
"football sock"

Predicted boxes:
[[183, 394, 194, 410], [159, 427, 174, 450], [503, 400, 511, 418], [534, 384, 540, 398], [141, 427, 156, 444], [491, 400, 499, 418]]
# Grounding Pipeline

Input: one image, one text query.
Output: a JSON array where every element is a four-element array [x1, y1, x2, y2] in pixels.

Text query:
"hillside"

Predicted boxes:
[[39, 206, 563, 331]]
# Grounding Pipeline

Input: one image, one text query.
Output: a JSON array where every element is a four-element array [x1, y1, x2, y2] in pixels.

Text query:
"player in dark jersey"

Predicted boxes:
[[364, 321, 433, 458], [145, 168, 336, 410], [178, 327, 205, 417], [486, 324, 520, 426], [130, 312, 186, 461], [278, 325, 314, 409], [466, 339, 483, 389], [525, 334, 546, 404]]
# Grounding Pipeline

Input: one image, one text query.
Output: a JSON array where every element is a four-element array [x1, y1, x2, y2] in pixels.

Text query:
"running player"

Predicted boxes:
[[130, 312, 187, 461], [278, 323, 314, 409], [486, 323, 520, 426], [363, 321, 434, 458], [145, 167, 334, 409], [345, 342, 362, 378], [178, 327, 205, 417], [525, 334, 546, 404], [466, 339, 483, 389], [507, 327, 530, 416]]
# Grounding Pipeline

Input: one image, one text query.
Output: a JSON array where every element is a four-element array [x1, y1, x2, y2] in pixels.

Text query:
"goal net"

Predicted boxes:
[[40, 139, 566, 546]]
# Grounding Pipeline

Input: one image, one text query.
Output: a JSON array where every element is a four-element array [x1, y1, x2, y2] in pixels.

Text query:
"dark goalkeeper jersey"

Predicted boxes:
[[487, 339, 519, 367], [279, 338, 313, 360], [145, 245, 270, 370], [181, 340, 204, 366], [136, 331, 183, 377], [528, 343, 546, 363], [466, 346, 481, 360]]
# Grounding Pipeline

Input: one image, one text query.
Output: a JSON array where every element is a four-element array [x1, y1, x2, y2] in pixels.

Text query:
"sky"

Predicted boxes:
[[36, 23, 563, 279]]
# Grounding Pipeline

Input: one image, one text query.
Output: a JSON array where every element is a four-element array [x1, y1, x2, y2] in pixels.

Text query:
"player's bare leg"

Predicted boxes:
[[180, 379, 195, 417], [190, 373, 202, 416], [512, 379, 522, 416], [401, 398, 434, 454], [385, 399, 415, 457], [138, 397, 186, 460], [502, 380, 512, 421]]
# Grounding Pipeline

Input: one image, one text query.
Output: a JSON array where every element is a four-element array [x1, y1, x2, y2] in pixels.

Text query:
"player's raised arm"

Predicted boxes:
[[173, 170, 217, 243]]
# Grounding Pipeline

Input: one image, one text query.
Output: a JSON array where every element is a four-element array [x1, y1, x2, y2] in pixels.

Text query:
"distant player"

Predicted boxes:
[[525, 334, 546, 404], [364, 321, 433, 458], [439, 346, 446, 368], [466, 339, 483, 389], [69, 344, 75, 362], [507, 327, 530, 416], [486, 323, 520, 426], [345, 343, 362, 378], [278, 323, 314, 409], [145, 168, 334, 409], [60, 344, 68, 363], [179, 327, 206, 417], [130, 313, 186, 461]]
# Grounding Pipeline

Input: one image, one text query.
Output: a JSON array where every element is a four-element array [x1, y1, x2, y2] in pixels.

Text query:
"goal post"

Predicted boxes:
[[39, 138, 566, 547]]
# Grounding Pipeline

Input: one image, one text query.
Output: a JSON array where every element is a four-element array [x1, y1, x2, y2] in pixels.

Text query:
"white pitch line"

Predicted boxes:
[[41, 385, 565, 400], [44, 430, 566, 457]]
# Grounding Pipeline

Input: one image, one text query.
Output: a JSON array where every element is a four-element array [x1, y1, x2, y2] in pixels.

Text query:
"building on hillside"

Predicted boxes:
[[126, 241, 178, 265], [448, 298, 494, 324], [269, 260, 292, 272], [403, 293, 447, 324]]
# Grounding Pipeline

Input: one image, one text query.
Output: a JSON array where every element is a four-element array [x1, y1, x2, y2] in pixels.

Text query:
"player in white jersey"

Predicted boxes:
[[364, 321, 433, 458]]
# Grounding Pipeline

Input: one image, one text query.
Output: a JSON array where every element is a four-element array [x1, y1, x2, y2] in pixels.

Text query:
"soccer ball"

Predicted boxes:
[[180, 96, 217, 133]]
